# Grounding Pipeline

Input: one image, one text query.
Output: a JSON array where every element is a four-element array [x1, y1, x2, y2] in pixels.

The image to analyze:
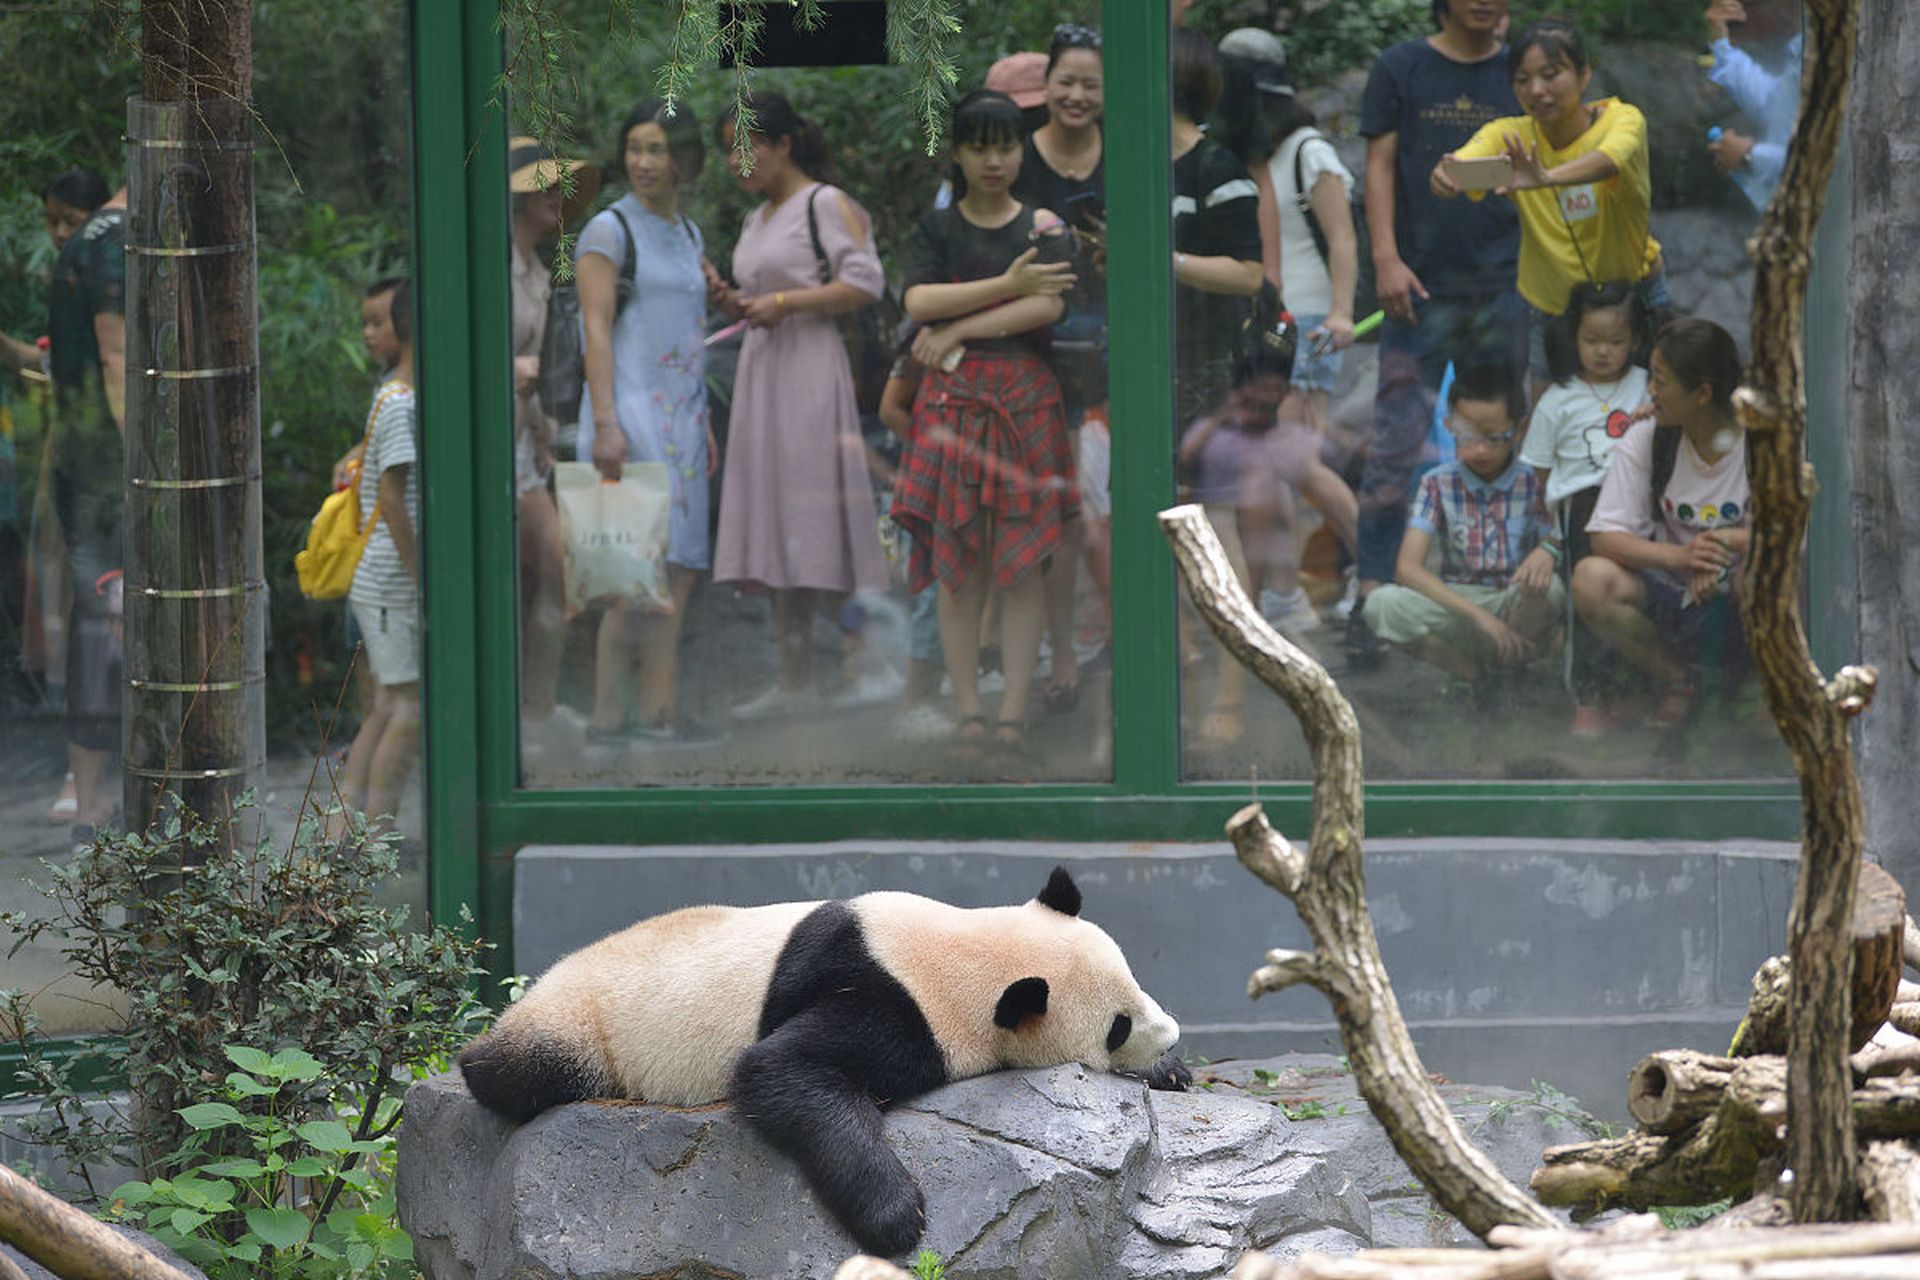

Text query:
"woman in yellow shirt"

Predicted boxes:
[[1429, 19, 1668, 386]]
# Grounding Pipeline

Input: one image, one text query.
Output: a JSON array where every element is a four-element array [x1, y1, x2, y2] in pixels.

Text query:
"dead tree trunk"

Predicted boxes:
[[1737, 0, 1869, 1223], [124, 0, 264, 841], [1160, 505, 1557, 1240]]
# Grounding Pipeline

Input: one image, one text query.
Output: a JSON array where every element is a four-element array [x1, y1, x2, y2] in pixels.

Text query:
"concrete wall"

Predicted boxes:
[[513, 838, 1799, 1123]]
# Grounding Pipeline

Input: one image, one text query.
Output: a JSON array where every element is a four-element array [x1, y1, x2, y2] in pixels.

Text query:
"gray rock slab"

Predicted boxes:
[[400, 1055, 1600, 1279]]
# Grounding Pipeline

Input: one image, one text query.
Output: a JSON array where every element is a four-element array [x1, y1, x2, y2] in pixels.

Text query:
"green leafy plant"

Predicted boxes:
[[1, 799, 488, 1199], [1654, 1197, 1733, 1230], [1482, 1079, 1616, 1140], [911, 1248, 947, 1280], [108, 1046, 412, 1280]]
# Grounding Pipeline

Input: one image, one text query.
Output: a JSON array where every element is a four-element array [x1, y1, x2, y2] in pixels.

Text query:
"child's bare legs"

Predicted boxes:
[[590, 604, 638, 732], [1572, 557, 1687, 685], [517, 486, 566, 722], [636, 565, 698, 726], [1041, 517, 1083, 698], [1083, 514, 1111, 640], [334, 679, 419, 837], [993, 559, 1045, 732], [938, 557, 990, 732]]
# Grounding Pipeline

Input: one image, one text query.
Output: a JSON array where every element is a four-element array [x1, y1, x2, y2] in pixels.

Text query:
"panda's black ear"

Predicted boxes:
[[1036, 866, 1082, 917], [994, 977, 1050, 1030]]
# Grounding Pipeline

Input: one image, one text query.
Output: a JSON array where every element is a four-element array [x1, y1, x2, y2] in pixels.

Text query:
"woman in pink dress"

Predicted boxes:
[[711, 92, 888, 719]]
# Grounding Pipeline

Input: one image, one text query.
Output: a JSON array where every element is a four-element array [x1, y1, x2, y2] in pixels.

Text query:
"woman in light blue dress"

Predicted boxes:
[[576, 97, 716, 739]]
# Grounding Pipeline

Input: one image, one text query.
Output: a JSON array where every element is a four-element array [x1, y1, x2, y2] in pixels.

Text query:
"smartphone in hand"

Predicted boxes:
[[1442, 154, 1515, 191]]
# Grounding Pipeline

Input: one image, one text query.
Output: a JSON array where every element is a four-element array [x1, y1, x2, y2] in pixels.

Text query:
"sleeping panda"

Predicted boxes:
[[457, 866, 1188, 1257]]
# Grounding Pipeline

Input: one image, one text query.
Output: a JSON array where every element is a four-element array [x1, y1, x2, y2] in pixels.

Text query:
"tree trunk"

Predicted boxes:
[[1738, 0, 1867, 1223], [124, 0, 264, 839]]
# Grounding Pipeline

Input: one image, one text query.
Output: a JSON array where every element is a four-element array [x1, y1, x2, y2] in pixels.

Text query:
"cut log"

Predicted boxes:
[[0, 1164, 200, 1280], [1232, 1219, 1920, 1279], [1732, 864, 1905, 1059], [1538, 1066, 1920, 1212], [1629, 1051, 1744, 1134]]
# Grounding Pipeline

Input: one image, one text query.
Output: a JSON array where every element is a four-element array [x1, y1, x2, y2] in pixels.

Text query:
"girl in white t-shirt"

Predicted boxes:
[[1519, 282, 1649, 731], [1572, 318, 1750, 733]]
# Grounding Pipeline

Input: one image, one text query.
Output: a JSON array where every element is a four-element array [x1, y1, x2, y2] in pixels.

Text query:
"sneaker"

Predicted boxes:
[[1259, 586, 1323, 637], [897, 703, 956, 742], [635, 713, 728, 747], [730, 684, 822, 722], [838, 667, 907, 708], [1343, 601, 1385, 672]]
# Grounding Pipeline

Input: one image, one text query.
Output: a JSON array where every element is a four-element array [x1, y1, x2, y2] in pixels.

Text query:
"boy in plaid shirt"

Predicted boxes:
[[1359, 364, 1563, 679]]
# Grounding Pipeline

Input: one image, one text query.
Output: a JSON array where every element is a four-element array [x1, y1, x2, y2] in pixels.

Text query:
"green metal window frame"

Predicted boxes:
[[410, 1, 1812, 964]]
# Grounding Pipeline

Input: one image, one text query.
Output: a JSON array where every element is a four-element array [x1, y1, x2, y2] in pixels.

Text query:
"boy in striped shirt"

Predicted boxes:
[[1359, 364, 1563, 680]]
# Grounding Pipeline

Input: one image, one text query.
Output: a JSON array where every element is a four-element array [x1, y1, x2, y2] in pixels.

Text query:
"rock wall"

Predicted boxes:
[[398, 1056, 1590, 1280]]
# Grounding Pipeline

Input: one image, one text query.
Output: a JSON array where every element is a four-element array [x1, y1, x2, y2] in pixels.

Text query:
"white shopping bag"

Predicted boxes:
[[554, 460, 674, 616]]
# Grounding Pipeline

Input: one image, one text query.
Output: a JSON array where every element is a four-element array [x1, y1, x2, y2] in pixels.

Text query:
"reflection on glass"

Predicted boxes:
[[514, 21, 1115, 787], [1, 5, 421, 1037], [1181, 3, 1790, 781]]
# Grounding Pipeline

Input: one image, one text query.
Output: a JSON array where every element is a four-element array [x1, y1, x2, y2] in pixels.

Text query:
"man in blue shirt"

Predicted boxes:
[[1349, 0, 1527, 669], [1703, 0, 1802, 210]]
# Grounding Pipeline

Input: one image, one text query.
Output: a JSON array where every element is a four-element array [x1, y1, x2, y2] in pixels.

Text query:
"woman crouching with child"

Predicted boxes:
[[1572, 318, 1749, 731], [890, 89, 1078, 757]]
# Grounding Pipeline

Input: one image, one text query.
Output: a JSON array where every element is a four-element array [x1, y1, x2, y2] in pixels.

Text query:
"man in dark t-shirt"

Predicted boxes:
[[46, 189, 128, 834], [1351, 0, 1528, 667]]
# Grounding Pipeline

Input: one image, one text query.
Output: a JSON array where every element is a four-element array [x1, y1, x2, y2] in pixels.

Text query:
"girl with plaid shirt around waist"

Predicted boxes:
[[890, 89, 1078, 753]]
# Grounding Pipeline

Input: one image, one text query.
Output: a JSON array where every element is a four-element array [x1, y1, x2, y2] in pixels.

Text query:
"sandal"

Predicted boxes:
[[993, 719, 1029, 747], [1043, 681, 1080, 714]]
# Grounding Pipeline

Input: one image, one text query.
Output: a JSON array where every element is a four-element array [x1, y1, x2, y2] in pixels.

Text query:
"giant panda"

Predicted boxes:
[[457, 866, 1187, 1257]]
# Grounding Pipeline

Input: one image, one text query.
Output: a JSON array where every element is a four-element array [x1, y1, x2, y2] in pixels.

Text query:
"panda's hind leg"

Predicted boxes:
[[458, 1030, 610, 1124], [731, 1015, 927, 1258]]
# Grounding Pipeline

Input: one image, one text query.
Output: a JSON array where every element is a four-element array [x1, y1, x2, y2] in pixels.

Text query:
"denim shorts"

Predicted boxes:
[[1289, 311, 1344, 394]]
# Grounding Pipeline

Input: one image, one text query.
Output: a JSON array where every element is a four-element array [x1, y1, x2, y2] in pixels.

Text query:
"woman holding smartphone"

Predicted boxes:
[[1430, 18, 1665, 388]]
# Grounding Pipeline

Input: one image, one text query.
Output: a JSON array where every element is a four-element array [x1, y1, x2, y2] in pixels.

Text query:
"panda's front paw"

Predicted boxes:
[[1143, 1048, 1193, 1092], [849, 1175, 926, 1259]]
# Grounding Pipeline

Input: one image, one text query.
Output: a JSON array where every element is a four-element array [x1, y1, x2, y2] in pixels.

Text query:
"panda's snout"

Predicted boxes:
[[1113, 998, 1180, 1070]]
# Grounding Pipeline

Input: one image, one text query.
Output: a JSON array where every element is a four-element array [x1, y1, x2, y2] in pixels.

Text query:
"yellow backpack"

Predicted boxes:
[[295, 384, 401, 600]]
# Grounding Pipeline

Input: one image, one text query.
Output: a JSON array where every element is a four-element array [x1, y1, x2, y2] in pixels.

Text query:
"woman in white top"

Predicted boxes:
[[1574, 318, 1750, 731], [1218, 27, 1359, 417]]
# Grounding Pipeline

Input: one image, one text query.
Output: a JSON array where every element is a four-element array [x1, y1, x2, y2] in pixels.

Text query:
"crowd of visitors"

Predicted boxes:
[[0, 0, 1802, 816]]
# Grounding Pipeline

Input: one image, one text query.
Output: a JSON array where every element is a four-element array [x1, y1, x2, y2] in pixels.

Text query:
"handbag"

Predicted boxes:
[[294, 384, 403, 600], [539, 208, 665, 424], [553, 460, 674, 616]]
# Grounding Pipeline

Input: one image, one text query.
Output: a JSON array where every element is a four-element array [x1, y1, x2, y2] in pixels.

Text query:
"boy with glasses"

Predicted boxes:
[[1358, 364, 1561, 686]]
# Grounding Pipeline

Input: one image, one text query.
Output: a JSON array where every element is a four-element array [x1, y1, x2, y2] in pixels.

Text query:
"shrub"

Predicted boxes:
[[1, 798, 488, 1200]]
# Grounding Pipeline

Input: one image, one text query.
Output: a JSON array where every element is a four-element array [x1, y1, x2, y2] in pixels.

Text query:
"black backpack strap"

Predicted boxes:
[[1649, 424, 1682, 514], [804, 185, 833, 286], [1290, 129, 1331, 270], [610, 207, 639, 314]]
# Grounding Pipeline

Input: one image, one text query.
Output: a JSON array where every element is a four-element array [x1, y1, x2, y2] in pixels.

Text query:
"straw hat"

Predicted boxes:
[[985, 52, 1049, 110], [508, 136, 601, 227]]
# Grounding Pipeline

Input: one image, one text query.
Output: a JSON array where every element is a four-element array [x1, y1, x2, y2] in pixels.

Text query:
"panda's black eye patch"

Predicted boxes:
[[1106, 1013, 1132, 1053]]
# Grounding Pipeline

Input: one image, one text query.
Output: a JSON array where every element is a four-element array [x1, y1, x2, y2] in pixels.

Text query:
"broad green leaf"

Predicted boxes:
[[245, 1206, 312, 1249], [178, 1102, 246, 1130], [224, 1046, 275, 1074], [381, 1230, 414, 1261], [270, 1049, 326, 1081], [335, 1167, 375, 1191], [284, 1156, 330, 1178], [196, 1159, 265, 1179], [228, 1242, 262, 1263], [169, 1209, 211, 1234], [225, 1072, 280, 1097], [295, 1120, 354, 1152], [109, 1180, 155, 1206]]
